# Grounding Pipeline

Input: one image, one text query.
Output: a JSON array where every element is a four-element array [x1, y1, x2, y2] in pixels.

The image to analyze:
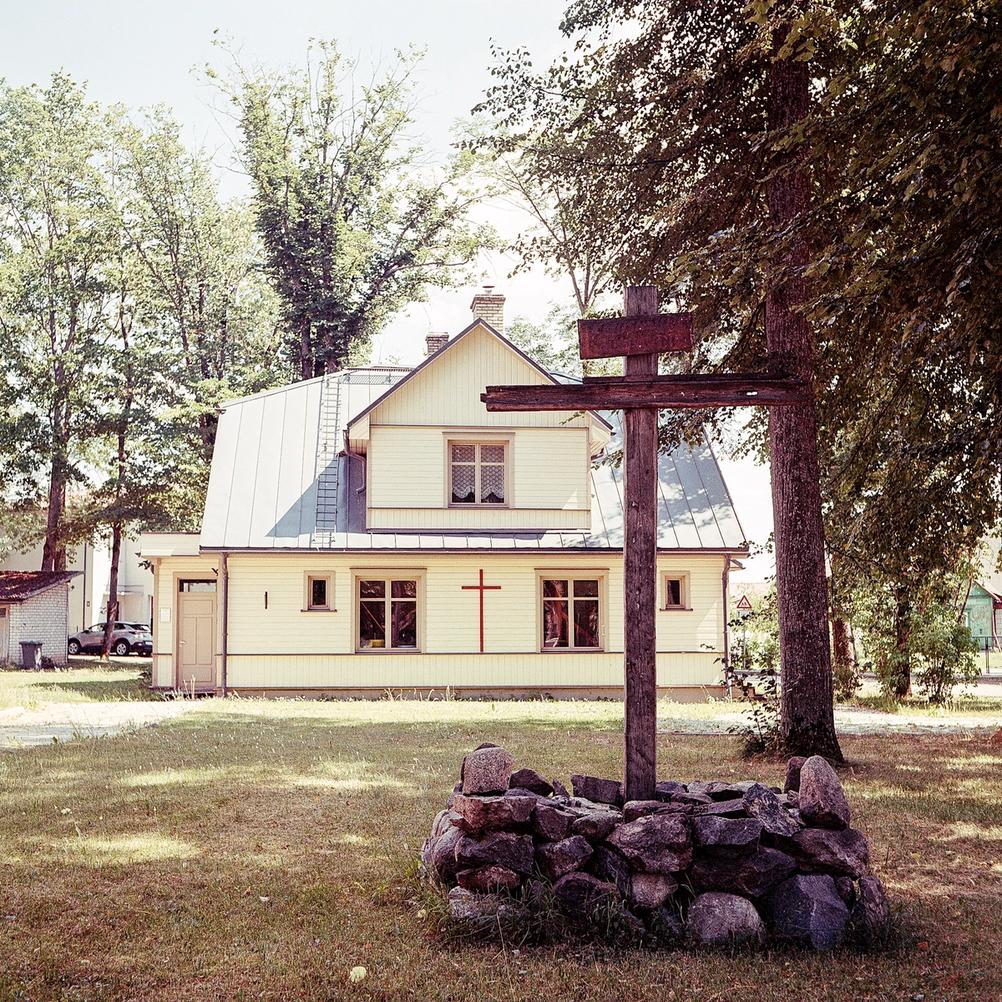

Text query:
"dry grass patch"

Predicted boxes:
[[0, 700, 1000, 1000]]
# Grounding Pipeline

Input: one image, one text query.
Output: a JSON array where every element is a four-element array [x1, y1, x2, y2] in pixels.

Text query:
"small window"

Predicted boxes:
[[306, 574, 333, 611], [357, 576, 419, 650], [449, 442, 507, 505], [663, 575, 687, 610], [541, 577, 602, 650], [178, 580, 216, 593]]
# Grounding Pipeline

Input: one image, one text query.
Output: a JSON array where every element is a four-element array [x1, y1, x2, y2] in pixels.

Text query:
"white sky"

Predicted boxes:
[[5, 0, 774, 582]]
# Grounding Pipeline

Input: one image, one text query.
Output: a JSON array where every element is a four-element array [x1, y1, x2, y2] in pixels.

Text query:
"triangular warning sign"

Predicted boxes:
[[735, 594, 753, 611]]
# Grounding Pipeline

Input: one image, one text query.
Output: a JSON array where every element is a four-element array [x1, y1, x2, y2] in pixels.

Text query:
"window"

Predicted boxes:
[[178, 580, 216, 593], [449, 442, 506, 505], [662, 574, 688, 610], [540, 577, 602, 650], [357, 577, 419, 650], [306, 574, 333, 611]]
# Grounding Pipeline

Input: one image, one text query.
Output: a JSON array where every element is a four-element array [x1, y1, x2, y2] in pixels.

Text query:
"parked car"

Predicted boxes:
[[67, 622, 153, 657]]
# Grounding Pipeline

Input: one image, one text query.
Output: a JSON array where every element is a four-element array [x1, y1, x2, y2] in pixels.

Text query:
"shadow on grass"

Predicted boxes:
[[27, 667, 154, 702]]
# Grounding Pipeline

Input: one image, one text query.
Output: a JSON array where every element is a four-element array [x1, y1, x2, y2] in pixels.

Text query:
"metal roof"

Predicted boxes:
[[199, 366, 748, 553]]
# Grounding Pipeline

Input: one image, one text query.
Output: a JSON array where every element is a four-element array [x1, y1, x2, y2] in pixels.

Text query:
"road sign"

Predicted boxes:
[[736, 594, 754, 615]]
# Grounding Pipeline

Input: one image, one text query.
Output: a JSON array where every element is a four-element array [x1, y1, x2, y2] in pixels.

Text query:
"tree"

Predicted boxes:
[[479, 0, 1001, 751], [0, 76, 120, 570], [215, 41, 493, 379]]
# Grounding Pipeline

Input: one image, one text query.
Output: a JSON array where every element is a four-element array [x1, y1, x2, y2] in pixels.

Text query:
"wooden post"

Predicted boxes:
[[622, 286, 659, 801]]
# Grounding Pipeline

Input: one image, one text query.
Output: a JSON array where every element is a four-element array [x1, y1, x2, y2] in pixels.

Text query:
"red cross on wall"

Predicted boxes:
[[461, 569, 502, 654]]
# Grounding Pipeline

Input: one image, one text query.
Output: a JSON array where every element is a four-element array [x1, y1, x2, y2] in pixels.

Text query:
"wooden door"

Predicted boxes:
[[0, 606, 9, 664], [176, 583, 216, 692]]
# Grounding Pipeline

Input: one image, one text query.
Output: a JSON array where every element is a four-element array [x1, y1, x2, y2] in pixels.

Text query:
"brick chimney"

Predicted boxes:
[[470, 284, 505, 333], [425, 332, 449, 356]]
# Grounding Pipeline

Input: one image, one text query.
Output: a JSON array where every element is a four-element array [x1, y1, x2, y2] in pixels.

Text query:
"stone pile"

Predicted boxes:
[[421, 745, 891, 951]]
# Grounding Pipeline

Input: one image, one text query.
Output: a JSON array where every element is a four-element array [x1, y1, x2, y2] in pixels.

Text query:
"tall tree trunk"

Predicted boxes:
[[101, 522, 123, 659], [767, 23, 843, 761], [41, 390, 71, 572], [892, 586, 912, 698]]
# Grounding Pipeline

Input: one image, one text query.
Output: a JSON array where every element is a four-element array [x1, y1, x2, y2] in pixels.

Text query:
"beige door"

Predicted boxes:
[[0, 607, 9, 663], [176, 582, 216, 692]]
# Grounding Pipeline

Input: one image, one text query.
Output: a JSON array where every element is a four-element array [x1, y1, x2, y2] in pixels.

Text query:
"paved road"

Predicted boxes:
[[0, 701, 198, 749]]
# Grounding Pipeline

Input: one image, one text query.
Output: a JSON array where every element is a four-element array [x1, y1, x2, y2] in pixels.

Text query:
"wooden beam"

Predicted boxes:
[[483, 375, 808, 412], [578, 313, 693, 359]]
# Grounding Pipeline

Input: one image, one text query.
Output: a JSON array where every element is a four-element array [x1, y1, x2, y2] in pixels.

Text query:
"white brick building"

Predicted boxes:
[[0, 572, 78, 667]]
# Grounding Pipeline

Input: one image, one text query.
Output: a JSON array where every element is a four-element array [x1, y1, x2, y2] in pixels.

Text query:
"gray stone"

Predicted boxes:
[[456, 864, 522, 893], [798, 756, 851, 830], [791, 827, 870, 879], [430, 808, 461, 839], [630, 871, 678, 910], [623, 799, 691, 822], [834, 876, 857, 906], [551, 778, 570, 799], [455, 831, 535, 876], [692, 815, 763, 857], [570, 773, 623, 806], [767, 873, 849, 951], [690, 780, 759, 801], [571, 809, 621, 842], [690, 846, 796, 899], [509, 768, 553, 796], [532, 802, 575, 842], [655, 780, 688, 801], [851, 875, 891, 946], [687, 892, 766, 948], [694, 797, 748, 818], [647, 903, 685, 944], [423, 823, 465, 883], [588, 846, 632, 897], [461, 745, 515, 795], [447, 886, 502, 922], [451, 794, 535, 833], [536, 835, 594, 881], [607, 813, 692, 874], [743, 783, 804, 841], [784, 756, 807, 793], [552, 871, 619, 914], [505, 787, 552, 802]]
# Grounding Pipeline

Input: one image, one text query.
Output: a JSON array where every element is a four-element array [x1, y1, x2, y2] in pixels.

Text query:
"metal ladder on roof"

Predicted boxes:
[[312, 372, 347, 547]]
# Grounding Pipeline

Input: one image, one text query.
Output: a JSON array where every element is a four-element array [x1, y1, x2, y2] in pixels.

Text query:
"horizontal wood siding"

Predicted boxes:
[[152, 555, 219, 687], [366, 508, 591, 530]]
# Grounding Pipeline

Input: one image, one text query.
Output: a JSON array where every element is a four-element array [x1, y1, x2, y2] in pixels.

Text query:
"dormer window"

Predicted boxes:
[[449, 442, 507, 506]]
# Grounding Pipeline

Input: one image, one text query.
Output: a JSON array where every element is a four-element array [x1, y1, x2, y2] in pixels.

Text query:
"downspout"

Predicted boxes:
[[722, 558, 731, 690], [220, 552, 229, 697]]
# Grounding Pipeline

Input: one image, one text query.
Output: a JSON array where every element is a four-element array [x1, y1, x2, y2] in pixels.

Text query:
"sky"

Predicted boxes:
[[5, 0, 774, 583]]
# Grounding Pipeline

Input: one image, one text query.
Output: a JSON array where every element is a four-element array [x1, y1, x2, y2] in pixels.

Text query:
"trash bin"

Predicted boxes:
[[19, 641, 42, 670]]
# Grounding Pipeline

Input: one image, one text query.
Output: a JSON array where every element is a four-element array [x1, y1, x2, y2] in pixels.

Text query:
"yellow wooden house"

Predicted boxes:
[[140, 290, 749, 697]]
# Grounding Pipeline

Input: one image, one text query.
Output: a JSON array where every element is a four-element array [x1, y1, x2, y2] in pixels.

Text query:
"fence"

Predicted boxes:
[[971, 636, 1002, 675]]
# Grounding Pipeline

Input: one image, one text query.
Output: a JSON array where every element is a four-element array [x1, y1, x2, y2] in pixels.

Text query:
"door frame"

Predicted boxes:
[[173, 575, 218, 692], [0, 605, 9, 664]]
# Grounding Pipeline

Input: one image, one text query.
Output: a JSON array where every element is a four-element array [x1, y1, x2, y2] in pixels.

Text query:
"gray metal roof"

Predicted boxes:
[[199, 366, 748, 553]]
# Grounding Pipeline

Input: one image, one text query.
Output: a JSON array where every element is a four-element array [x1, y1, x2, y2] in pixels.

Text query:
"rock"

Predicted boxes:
[[630, 872, 678, 910], [607, 813, 692, 874], [423, 823, 465, 883], [532, 802, 575, 842], [798, 756, 851, 830], [536, 835, 594, 881], [509, 768, 553, 796], [784, 756, 807, 793], [623, 799, 691, 822], [647, 903, 685, 944], [451, 794, 535, 833], [461, 745, 515, 795], [571, 809, 621, 842], [743, 783, 804, 841], [570, 774, 623, 806], [694, 797, 748, 818], [430, 808, 460, 839], [455, 831, 535, 876], [690, 846, 796, 899], [687, 892, 766, 948], [791, 827, 870, 879], [588, 846, 632, 897], [551, 778, 570, 799], [552, 872, 619, 915], [456, 865, 522, 893], [655, 780, 688, 801], [505, 787, 552, 802], [692, 816, 763, 857], [767, 874, 850, 951], [834, 876, 857, 906], [690, 780, 758, 801], [447, 886, 502, 922], [851, 875, 891, 946]]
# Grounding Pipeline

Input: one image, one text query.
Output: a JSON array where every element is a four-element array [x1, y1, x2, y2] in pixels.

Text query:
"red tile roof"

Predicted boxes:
[[0, 571, 79, 603]]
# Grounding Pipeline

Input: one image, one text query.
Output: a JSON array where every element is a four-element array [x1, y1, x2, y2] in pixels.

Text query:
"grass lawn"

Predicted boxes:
[[0, 660, 153, 709], [1, 699, 1000, 1001]]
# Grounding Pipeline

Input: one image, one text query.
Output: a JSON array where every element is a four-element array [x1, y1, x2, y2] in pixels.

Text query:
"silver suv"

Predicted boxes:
[[67, 622, 153, 657]]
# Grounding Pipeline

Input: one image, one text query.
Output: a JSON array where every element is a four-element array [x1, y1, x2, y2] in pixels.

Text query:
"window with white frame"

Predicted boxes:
[[449, 442, 506, 505], [357, 576, 419, 650], [306, 573, 333, 611], [662, 574, 688, 610], [540, 577, 602, 650]]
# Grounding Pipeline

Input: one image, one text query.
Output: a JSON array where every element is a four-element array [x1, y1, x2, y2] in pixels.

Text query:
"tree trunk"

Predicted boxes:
[[41, 390, 71, 572], [892, 587, 912, 698], [767, 24, 843, 761], [101, 523, 123, 659]]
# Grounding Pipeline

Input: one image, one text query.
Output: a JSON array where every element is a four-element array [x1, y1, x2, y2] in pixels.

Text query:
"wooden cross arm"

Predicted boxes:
[[482, 374, 809, 411], [578, 314, 693, 359]]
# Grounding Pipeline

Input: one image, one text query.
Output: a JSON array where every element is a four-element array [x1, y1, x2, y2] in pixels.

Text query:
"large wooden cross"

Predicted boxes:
[[483, 286, 806, 801]]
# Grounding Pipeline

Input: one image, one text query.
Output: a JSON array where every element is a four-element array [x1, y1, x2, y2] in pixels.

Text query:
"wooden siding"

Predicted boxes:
[[149, 551, 726, 691], [366, 507, 592, 530], [151, 555, 219, 688]]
